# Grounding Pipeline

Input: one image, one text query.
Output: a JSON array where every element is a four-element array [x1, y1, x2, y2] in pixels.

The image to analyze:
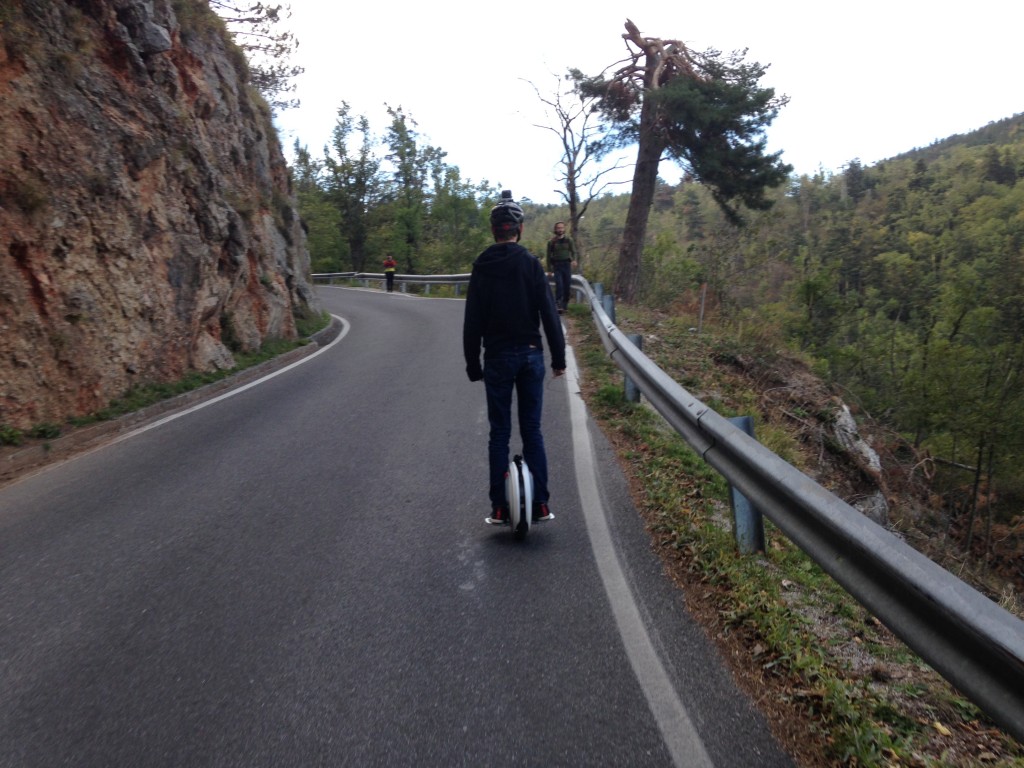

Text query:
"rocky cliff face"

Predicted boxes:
[[0, 0, 320, 430]]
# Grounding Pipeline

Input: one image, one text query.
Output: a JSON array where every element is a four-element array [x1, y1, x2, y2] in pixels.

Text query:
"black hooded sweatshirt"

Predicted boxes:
[[463, 241, 566, 380]]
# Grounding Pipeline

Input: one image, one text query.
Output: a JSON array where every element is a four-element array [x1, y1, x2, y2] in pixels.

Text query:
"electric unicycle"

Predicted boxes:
[[506, 454, 533, 540]]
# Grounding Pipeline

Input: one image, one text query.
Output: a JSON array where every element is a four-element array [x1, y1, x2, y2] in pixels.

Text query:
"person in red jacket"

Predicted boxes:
[[463, 191, 566, 525], [383, 256, 397, 292]]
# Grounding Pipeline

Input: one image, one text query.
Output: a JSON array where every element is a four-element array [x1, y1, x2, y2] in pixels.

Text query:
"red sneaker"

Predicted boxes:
[[532, 503, 554, 522], [486, 506, 510, 525]]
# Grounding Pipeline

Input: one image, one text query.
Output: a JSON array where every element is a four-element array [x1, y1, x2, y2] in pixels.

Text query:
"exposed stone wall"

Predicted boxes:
[[0, 0, 319, 429]]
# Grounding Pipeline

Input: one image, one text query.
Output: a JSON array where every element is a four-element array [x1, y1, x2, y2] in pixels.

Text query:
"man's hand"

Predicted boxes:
[[553, 369, 566, 378]]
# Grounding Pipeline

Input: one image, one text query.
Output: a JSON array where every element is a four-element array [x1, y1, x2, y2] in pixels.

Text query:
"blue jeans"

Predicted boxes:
[[484, 346, 549, 509]]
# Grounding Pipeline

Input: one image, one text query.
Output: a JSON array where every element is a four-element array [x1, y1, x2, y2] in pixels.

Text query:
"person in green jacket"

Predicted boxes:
[[545, 221, 577, 313]]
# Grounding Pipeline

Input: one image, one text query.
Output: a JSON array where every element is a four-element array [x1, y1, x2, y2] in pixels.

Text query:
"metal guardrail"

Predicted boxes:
[[313, 270, 1024, 741], [313, 271, 469, 290], [572, 275, 1024, 743]]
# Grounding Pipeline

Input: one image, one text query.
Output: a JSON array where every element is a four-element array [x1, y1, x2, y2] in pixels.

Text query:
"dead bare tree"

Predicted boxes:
[[528, 73, 630, 267]]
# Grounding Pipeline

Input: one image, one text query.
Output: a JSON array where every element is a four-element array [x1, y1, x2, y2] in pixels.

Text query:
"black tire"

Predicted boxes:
[[513, 457, 529, 540]]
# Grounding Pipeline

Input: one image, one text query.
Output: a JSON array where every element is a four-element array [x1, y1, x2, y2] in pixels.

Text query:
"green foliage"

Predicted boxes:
[[29, 423, 62, 440], [638, 229, 701, 308], [322, 102, 383, 271], [300, 192, 344, 272], [773, 121, 1024, 528], [0, 425, 24, 447], [653, 52, 792, 222], [551, 112, 1024, 533], [293, 102, 497, 277]]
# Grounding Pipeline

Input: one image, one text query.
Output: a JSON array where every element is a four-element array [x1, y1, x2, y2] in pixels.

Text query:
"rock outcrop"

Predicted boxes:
[[0, 0, 319, 430]]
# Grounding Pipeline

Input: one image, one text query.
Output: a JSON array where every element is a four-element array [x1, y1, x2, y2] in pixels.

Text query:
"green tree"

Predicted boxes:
[[420, 168, 491, 274], [382, 106, 447, 272], [323, 102, 382, 272], [289, 141, 343, 271], [573, 19, 791, 301], [290, 141, 321, 193], [981, 146, 1016, 186], [843, 158, 870, 203]]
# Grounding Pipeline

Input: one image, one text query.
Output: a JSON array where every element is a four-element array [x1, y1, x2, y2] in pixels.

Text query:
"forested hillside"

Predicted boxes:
[[571, 113, 1024, 576]]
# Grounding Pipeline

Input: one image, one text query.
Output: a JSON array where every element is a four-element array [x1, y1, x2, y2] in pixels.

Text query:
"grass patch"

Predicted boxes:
[[295, 307, 331, 337]]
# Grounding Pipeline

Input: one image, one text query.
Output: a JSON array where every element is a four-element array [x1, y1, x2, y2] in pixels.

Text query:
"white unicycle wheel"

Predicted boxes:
[[506, 454, 533, 540]]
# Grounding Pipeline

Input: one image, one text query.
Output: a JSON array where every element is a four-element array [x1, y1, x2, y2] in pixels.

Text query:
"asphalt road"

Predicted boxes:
[[0, 286, 793, 767]]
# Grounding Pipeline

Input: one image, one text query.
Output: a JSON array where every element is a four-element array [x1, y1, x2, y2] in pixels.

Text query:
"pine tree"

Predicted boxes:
[[573, 19, 791, 301]]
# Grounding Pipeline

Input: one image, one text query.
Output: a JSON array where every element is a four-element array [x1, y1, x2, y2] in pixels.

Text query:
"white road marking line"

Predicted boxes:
[[564, 340, 714, 768], [106, 315, 352, 444]]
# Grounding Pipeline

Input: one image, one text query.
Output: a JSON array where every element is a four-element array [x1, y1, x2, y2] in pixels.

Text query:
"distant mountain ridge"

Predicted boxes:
[[888, 111, 1024, 165]]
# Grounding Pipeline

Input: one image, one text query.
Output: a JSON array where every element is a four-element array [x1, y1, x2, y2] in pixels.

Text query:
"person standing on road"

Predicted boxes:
[[463, 191, 566, 526], [383, 256, 398, 292], [545, 221, 577, 313]]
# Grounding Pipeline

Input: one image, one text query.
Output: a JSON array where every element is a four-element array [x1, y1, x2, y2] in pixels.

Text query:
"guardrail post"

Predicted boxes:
[[593, 282, 604, 301], [424, 284, 431, 296], [625, 334, 642, 402], [400, 282, 407, 293], [602, 294, 615, 324], [727, 416, 766, 554]]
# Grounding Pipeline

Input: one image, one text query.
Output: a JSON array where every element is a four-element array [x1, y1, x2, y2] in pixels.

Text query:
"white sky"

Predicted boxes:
[[271, 1, 1023, 205]]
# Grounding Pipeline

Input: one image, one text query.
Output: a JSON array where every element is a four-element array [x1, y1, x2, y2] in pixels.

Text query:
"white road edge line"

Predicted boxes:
[[564, 339, 715, 768], [104, 314, 352, 445], [5, 316, 352, 488]]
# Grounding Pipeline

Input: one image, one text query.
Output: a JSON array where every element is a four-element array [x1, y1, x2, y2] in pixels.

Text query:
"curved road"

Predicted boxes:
[[0, 286, 792, 767]]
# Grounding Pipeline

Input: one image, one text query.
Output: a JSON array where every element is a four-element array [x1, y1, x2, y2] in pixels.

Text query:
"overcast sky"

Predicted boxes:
[[271, 1, 1023, 205]]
